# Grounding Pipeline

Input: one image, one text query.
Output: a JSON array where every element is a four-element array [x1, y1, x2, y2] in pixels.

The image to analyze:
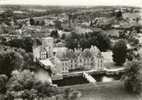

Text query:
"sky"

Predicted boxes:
[[0, 0, 142, 7]]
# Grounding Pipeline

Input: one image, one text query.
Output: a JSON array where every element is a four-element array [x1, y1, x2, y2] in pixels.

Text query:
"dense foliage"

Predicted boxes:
[[5, 37, 34, 52], [65, 31, 111, 51], [123, 61, 142, 94], [112, 40, 127, 66], [0, 46, 37, 77], [5, 70, 62, 99], [0, 10, 15, 25], [0, 51, 23, 77], [0, 69, 80, 100]]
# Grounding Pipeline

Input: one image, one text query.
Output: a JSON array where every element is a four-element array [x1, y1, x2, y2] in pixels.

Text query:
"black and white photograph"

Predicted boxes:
[[0, 0, 142, 100]]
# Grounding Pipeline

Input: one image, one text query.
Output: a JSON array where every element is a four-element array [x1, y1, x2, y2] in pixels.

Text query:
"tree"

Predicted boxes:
[[19, 50, 35, 70], [6, 37, 34, 52], [93, 31, 111, 51], [129, 38, 139, 46], [6, 70, 36, 99], [65, 31, 111, 51], [79, 38, 90, 49], [112, 40, 127, 66], [23, 37, 34, 52], [7, 70, 35, 91], [33, 81, 60, 97], [54, 20, 62, 30], [61, 34, 66, 39], [6, 70, 62, 99], [0, 75, 8, 93], [64, 88, 81, 100], [115, 10, 122, 20], [29, 17, 35, 25], [123, 61, 142, 94], [0, 51, 24, 77], [65, 33, 79, 49], [50, 30, 59, 39]]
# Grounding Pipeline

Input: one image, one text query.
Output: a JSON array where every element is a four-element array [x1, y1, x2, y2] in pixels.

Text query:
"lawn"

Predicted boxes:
[[61, 81, 142, 100]]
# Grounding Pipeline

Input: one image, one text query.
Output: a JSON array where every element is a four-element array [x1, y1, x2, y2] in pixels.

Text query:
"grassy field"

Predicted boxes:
[[61, 81, 142, 100]]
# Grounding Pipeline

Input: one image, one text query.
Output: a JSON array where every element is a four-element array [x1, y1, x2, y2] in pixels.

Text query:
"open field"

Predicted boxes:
[[61, 81, 142, 100]]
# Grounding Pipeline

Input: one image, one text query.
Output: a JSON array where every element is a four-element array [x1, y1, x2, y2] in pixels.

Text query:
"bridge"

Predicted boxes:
[[82, 72, 96, 84]]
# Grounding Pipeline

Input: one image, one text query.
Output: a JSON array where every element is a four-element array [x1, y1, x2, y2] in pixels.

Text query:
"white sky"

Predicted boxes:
[[0, 0, 142, 7]]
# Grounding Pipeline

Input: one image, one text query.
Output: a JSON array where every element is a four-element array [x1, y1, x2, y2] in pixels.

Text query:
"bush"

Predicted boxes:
[[123, 61, 142, 94]]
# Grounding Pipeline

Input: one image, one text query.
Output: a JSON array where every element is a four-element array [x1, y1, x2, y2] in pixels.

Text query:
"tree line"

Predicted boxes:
[[65, 31, 111, 52]]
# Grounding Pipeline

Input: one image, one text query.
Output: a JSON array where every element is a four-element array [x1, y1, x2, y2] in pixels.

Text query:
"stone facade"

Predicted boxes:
[[60, 46, 104, 72]]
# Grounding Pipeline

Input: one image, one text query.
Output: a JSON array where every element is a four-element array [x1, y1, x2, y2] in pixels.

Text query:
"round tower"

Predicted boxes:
[[42, 37, 54, 57]]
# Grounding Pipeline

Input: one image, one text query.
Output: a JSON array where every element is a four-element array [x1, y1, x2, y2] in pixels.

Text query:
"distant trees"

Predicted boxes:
[[129, 38, 139, 46], [115, 10, 123, 20], [123, 61, 142, 94], [29, 17, 46, 26], [29, 17, 35, 25], [54, 20, 62, 30], [112, 40, 127, 66], [119, 31, 127, 39], [0, 10, 14, 25], [65, 31, 111, 51]]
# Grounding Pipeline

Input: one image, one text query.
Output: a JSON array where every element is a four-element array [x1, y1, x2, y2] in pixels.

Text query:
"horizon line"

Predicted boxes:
[[0, 4, 141, 8]]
